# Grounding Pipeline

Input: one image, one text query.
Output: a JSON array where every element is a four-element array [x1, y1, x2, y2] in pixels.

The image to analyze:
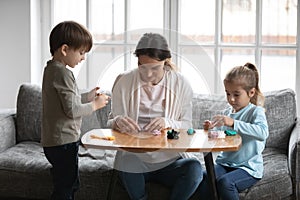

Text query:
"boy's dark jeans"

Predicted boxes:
[[44, 141, 80, 200]]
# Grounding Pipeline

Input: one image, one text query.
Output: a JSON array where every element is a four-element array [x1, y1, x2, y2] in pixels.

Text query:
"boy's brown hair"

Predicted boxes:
[[49, 21, 93, 56]]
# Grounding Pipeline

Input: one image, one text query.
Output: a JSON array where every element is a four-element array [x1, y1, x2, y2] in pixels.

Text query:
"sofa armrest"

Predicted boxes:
[[0, 109, 16, 153], [288, 117, 300, 199]]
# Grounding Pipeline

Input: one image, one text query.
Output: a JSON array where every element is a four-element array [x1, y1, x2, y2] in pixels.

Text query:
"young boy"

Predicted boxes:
[[41, 21, 109, 200]]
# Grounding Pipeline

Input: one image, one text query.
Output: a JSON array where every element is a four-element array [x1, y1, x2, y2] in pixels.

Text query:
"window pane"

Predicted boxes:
[[222, 0, 256, 43], [86, 45, 139, 91], [90, 0, 125, 42], [261, 49, 296, 91], [86, 45, 128, 91], [262, 0, 297, 44], [180, 0, 215, 43], [179, 47, 215, 94], [129, 0, 163, 30], [220, 48, 255, 80], [53, 0, 86, 25]]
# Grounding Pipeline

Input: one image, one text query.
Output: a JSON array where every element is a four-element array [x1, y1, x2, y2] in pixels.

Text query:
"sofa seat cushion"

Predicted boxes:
[[0, 141, 50, 172], [77, 148, 116, 200], [0, 142, 117, 199], [78, 147, 116, 171], [0, 141, 117, 173], [239, 148, 293, 199], [0, 141, 52, 198]]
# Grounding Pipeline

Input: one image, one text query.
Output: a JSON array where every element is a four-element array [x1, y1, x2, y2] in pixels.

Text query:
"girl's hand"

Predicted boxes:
[[87, 87, 100, 102], [211, 115, 234, 128], [223, 116, 234, 127], [93, 93, 110, 110], [143, 117, 165, 132], [114, 116, 141, 133], [211, 115, 224, 127]]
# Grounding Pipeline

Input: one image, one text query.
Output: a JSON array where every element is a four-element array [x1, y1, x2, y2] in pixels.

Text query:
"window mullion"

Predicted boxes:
[[163, 0, 170, 34], [215, 0, 222, 94], [296, 0, 300, 116], [255, 0, 262, 77], [85, 0, 91, 89], [167, 0, 179, 67], [124, 0, 130, 71]]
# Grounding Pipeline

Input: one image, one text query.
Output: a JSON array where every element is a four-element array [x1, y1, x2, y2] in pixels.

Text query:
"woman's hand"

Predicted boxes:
[[114, 116, 141, 133], [143, 117, 165, 132]]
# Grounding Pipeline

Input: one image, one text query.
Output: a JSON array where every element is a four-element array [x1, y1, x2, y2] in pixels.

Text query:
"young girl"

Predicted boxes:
[[198, 63, 269, 200]]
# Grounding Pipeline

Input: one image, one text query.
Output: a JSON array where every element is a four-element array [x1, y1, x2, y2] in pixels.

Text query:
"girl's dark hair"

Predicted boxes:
[[224, 62, 265, 106], [49, 21, 93, 56], [134, 33, 176, 70]]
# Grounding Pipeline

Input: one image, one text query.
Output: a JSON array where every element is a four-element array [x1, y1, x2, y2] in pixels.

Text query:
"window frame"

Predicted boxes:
[[47, 0, 300, 113]]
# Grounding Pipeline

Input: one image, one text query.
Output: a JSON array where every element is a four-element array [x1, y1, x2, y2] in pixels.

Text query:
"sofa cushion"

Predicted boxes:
[[0, 141, 117, 199], [80, 93, 111, 137], [78, 147, 116, 171], [0, 110, 16, 152], [192, 93, 228, 129], [80, 112, 102, 137], [0, 141, 50, 173], [0, 142, 116, 174], [16, 84, 42, 143], [264, 89, 297, 149], [239, 148, 293, 199]]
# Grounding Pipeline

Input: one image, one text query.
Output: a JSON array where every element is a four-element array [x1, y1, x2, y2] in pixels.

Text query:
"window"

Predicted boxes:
[[52, 0, 298, 95]]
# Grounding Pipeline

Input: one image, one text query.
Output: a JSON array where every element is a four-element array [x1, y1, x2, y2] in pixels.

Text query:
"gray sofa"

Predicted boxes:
[[0, 83, 298, 200]]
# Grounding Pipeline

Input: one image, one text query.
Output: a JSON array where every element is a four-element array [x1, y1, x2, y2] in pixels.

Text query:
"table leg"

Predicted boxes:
[[203, 152, 219, 200], [107, 169, 117, 200]]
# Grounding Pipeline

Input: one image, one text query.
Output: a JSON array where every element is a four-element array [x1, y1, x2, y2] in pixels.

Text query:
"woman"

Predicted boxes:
[[107, 33, 202, 200]]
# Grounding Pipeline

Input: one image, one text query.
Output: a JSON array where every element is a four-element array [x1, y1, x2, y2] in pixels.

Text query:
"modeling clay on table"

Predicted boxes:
[[90, 134, 115, 141]]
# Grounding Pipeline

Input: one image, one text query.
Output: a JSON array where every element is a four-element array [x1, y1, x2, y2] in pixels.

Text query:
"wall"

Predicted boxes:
[[0, 0, 31, 109], [0, 0, 49, 109]]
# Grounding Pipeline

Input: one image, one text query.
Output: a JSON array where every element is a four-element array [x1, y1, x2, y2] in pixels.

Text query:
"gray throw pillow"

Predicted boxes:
[[16, 84, 42, 142], [264, 88, 297, 149], [192, 93, 228, 129]]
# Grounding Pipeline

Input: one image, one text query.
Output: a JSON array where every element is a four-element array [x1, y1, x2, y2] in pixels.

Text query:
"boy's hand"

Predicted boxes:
[[87, 87, 100, 102], [93, 93, 110, 110]]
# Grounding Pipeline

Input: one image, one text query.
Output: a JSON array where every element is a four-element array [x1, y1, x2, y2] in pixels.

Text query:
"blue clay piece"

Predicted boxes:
[[187, 128, 195, 135], [224, 129, 237, 136]]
